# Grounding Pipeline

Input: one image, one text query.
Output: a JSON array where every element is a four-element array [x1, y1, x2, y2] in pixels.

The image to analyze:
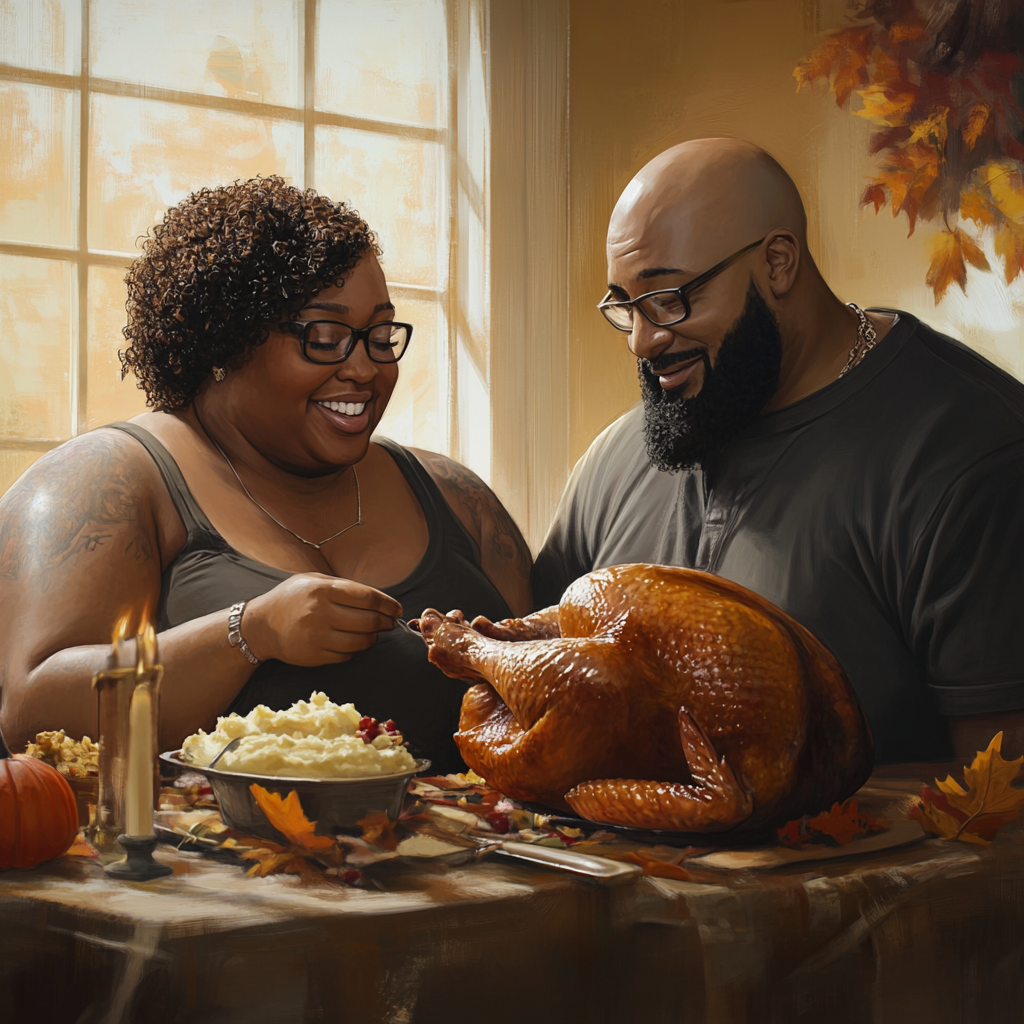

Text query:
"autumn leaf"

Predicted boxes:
[[605, 849, 694, 881], [994, 221, 1024, 283], [926, 228, 990, 302], [242, 848, 311, 878], [868, 45, 902, 89], [64, 832, 99, 859], [357, 811, 399, 851], [249, 784, 338, 858], [793, 27, 875, 108], [979, 160, 1024, 222], [861, 182, 888, 213], [854, 84, 917, 126], [959, 188, 1002, 229], [777, 799, 888, 848], [962, 104, 991, 149], [909, 732, 1024, 844], [886, 8, 929, 43], [907, 108, 949, 147]]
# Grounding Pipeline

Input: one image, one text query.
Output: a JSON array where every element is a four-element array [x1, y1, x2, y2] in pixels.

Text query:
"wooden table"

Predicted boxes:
[[1, 769, 1022, 1024]]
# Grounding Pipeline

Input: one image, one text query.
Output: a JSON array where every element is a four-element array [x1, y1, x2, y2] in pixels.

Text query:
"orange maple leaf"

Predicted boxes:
[[926, 228, 990, 302], [909, 733, 1024, 844], [64, 832, 99, 859], [854, 84, 917, 126], [962, 104, 991, 149], [861, 182, 888, 213], [806, 800, 866, 845], [242, 848, 312, 878], [994, 221, 1024, 283], [357, 811, 400, 851], [980, 160, 1024, 222], [960, 188, 1002, 229], [793, 28, 875, 108], [249, 785, 338, 859]]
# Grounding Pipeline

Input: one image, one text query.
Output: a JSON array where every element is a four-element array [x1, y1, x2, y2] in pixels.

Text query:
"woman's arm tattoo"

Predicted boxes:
[[417, 453, 531, 579], [0, 433, 154, 590]]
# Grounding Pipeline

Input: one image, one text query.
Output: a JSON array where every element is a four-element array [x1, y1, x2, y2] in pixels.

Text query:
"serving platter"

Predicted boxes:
[[159, 750, 430, 842]]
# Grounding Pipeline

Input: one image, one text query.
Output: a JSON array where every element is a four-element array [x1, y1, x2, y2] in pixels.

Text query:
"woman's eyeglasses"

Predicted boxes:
[[278, 320, 413, 364], [597, 237, 766, 332]]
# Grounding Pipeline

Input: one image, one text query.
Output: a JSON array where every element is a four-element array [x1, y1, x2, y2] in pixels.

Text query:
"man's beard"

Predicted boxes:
[[639, 281, 782, 472]]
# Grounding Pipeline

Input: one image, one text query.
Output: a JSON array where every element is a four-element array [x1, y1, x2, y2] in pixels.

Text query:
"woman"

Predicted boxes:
[[0, 177, 531, 773]]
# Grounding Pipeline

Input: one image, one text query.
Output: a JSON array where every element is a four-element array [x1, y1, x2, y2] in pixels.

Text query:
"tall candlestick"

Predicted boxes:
[[124, 682, 154, 837]]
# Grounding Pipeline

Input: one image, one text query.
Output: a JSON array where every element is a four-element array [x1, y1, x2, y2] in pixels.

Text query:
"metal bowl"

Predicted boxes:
[[159, 750, 430, 842]]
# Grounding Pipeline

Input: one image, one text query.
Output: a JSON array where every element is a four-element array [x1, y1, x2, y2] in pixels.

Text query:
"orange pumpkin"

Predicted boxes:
[[0, 754, 79, 869]]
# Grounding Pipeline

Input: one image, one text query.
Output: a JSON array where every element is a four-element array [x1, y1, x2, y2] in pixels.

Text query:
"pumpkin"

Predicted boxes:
[[0, 754, 79, 869]]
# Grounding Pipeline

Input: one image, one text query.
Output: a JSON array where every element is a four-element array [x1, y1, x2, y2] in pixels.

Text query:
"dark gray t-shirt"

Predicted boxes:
[[533, 313, 1024, 763]]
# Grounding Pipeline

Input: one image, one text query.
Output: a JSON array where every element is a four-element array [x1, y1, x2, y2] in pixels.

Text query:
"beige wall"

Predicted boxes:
[[565, 0, 1024, 467]]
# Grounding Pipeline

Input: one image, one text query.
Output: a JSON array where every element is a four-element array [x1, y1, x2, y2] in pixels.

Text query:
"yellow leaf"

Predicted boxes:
[[960, 189, 1001, 229], [962, 104, 990, 149], [980, 161, 1024, 223], [926, 230, 967, 302], [994, 222, 1024, 284], [854, 85, 916, 126], [909, 798, 965, 840], [249, 785, 337, 856], [958, 231, 991, 272], [907, 109, 948, 147], [242, 848, 309, 878], [938, 732, 1024, 820]]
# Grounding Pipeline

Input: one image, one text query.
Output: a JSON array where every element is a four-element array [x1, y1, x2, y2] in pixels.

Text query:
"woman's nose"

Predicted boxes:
[[335, 340, 379, 382]]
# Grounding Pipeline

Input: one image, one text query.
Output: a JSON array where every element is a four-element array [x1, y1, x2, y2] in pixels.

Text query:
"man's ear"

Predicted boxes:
[[762, 230, 800, 298]]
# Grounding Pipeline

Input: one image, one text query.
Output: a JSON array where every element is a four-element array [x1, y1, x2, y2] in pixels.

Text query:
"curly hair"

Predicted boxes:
[[119, 175, 381, 410]]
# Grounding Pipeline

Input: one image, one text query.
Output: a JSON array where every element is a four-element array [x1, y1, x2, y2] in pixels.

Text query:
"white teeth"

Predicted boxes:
[[319, 400, 365, 416]]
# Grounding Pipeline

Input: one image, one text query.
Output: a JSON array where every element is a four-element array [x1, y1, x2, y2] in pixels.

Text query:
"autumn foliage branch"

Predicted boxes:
[[794, 0, 1024, 301]]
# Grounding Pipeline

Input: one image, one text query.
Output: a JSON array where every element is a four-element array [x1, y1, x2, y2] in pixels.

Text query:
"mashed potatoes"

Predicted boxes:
[[181, 692, 417, 779]]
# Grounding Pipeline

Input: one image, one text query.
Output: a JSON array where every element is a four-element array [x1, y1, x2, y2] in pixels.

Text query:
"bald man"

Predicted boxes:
[[534, 139, 1024, 765]]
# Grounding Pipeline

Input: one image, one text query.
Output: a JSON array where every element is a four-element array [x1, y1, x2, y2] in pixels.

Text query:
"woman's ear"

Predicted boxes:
[[762, 230, 801, 298]]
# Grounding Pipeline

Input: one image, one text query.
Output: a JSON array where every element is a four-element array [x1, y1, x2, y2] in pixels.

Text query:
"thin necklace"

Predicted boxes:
[[193, 407, 362, 551], [837, 303, 879, 379]]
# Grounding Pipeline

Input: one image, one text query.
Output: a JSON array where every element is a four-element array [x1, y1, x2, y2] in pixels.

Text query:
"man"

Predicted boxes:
[[533, 138, 1024, 764]]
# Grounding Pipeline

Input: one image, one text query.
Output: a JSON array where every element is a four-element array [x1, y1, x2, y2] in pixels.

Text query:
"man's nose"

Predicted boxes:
[[628, 316, 678, 361]]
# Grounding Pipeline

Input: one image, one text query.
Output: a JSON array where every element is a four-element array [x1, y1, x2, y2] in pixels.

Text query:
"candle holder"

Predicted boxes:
[[89, 624, 163, 848], [104, 834, 173, 881]]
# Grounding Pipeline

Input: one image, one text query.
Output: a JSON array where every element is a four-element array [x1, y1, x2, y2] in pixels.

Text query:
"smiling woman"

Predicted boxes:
[[0, 177, 532, 773]]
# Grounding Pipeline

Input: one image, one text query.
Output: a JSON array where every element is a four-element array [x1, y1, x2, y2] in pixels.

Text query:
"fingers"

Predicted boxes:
[[323, 577, 403, 619]]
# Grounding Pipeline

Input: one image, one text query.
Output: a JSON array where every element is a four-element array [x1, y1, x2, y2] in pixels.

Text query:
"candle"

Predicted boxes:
[[124, 682, 153, 837]]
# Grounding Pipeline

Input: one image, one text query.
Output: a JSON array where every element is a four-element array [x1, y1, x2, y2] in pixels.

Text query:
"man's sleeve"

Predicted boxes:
[[905, 442, 1024, 717], [531, 455, 596, 610]]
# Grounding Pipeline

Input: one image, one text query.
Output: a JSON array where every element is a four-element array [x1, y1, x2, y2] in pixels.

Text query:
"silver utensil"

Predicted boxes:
[[207, 736, 242, 770], [396, 618, 425, 641], [476, 839, 642, 886]]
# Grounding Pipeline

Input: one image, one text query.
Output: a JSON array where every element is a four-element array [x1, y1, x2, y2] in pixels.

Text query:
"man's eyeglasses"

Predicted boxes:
[[597, 237, 767, 332], [278, 320, 413, 364]]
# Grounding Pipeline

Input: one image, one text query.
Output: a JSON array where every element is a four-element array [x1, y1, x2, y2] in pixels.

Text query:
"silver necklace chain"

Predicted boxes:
[[837, 303, 878, 379], [194, 409, 362, 551]]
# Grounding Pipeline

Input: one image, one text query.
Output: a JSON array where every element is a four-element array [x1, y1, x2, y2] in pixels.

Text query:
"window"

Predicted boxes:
[[0, 0, 456, 493]]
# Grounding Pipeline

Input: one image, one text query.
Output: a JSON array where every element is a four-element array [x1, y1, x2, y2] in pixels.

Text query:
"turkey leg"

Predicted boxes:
[[565, 708, 754, 831]]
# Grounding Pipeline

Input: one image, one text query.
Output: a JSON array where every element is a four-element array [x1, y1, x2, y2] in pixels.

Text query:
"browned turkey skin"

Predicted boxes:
[[417, 564, 873, 833]]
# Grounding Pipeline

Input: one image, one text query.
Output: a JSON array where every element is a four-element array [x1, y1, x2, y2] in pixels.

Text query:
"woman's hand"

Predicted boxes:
[[243, 573, 402, 665]]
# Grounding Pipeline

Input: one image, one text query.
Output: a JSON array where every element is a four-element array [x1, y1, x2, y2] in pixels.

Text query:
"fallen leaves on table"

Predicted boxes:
[[64, 832, 99, 859], [357, 811, 399, 851], [777, 799, 889, 848], [603, 848, 695, 881], [244, 785, 346, 878], [909, 732, 1024, 845]]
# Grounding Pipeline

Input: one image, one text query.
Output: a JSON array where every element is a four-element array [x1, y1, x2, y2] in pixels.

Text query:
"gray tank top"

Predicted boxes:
[[110, 422, 511, 773]]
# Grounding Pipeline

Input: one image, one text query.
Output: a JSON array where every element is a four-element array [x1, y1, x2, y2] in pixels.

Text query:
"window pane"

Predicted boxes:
[[0, 255, 73, 440], [0, 82, 77, 248], [88, 94, 302, 254], [0, 0, 81, 76], [86, 264, 148, 430], [317, 0, 447, 127], [316, 126, 443, 288], [373, 294, 444, 453], [91, 0, 300, 108]]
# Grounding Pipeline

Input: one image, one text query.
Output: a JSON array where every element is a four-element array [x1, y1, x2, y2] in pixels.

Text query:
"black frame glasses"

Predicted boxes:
[[278, 320, 414, 365], [597, 237, 767, 332]]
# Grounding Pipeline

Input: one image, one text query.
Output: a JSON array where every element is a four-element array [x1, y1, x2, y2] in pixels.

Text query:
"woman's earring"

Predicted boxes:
[[213, 367, 226, 382]]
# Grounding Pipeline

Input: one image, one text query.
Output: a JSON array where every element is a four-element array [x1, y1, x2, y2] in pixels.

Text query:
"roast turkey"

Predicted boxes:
[[417, 564, 873, 833]]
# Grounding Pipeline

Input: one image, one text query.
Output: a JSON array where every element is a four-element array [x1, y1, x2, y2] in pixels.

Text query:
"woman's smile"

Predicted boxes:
[[312, 395, 373, 434]]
